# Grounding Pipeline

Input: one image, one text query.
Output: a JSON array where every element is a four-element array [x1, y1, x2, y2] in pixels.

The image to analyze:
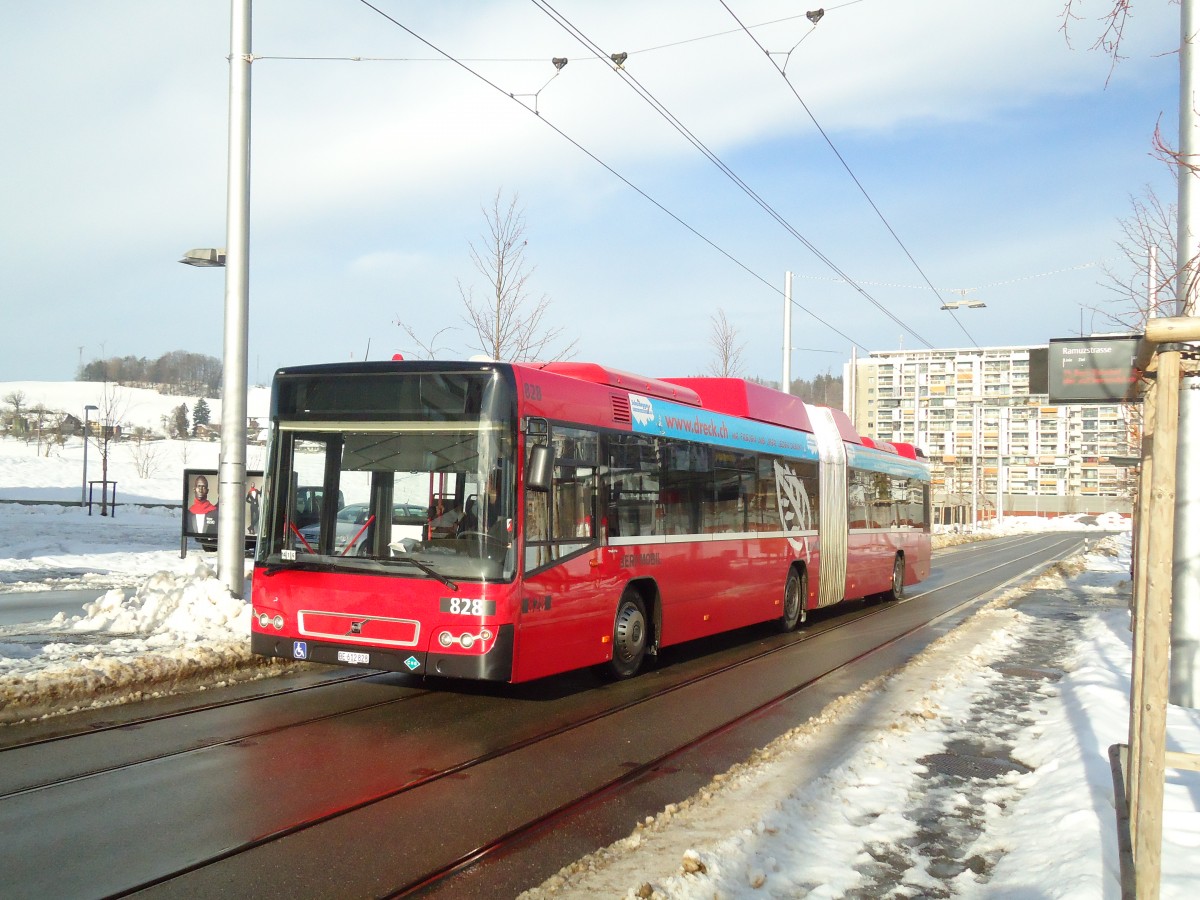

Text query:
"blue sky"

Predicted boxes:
[[0, 0, 1182, 386]]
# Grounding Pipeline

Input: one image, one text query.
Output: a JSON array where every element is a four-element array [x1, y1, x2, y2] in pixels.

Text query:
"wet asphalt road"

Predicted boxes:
[[0, 588, 107, 628]]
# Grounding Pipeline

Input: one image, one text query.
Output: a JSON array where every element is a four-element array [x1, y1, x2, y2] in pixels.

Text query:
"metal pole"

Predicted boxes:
[[782, 271, 793, 394], [101, 429, 109, 516], [847, 345, 857, 422], [1173, 375, 1200, 707], [217, 0, 252, 598], [1171, 0, 1200, 709], [995, 406, 1005, 523], [80, 407, 90, 506], [971, 402, 979, 530], [1150, 245, 1159, 318]]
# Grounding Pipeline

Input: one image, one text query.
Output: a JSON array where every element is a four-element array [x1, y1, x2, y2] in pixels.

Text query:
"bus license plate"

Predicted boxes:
[[337, 650, 370, 665]]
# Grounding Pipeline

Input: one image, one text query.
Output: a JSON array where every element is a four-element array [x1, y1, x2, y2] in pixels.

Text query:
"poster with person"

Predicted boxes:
[[244, 476, 262, 536], [181, 469, 265, 544], [184, 470, 218, 536]]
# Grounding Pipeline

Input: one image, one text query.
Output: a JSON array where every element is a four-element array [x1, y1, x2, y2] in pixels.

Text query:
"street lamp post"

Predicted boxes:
[[176, 0, 254, 598], [81, 404, 98, 506]]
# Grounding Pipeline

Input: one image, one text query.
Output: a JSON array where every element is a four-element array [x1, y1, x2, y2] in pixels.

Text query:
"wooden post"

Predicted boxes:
[[1133, 347, 1181, 899], [1128, 383, 1156, 840]]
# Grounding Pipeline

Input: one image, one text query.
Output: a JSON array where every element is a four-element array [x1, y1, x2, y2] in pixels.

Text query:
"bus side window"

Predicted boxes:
[[524, 438, 552, 571], [523, 427, 599, 573], [608, 434, 660, 538]]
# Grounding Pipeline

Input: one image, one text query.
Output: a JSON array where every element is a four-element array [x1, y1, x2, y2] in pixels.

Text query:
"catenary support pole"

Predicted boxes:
[[217, 0, 252, 598], [995, 407, 1005, 524], [1171, 0, 1200, 709], [782, 271, 792, 395], [971, 403, 979, 531], [1174, 374, 1200, 707]]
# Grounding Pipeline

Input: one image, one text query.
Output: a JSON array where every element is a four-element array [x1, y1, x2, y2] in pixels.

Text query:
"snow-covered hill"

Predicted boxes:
[[1, 380, 270, 432], [0, 380, 271, 504]]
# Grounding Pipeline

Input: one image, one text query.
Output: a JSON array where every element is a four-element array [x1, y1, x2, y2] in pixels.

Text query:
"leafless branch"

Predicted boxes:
[[459, 190, 577, 362], [1059, 0, 1148, 84], [1153, 117, 1200, 177], [397, 190, 576, 362], [706, 308, 746, 377], [394, 321, 458, 360]]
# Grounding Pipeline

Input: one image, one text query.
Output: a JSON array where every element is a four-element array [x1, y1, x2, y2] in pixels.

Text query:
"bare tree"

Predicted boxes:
[[94, 381, 128, 515], [707, 308, 746, 377], [28, 404, 50, 453], [2, 390, 26, 417], [1092, 184, 1180, 330], [1059, 0, 1136, 61], [127, 427, 161, 478], [2, 390, 27, 436], [399, 191, 576, 362], [462, 191, 576, 361]]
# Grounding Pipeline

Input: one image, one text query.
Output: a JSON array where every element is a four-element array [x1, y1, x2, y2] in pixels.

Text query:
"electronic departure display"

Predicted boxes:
[[1047, 336, 1141, 403]]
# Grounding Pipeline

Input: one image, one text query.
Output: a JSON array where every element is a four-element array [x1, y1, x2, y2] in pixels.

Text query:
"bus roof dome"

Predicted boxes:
[[535, 362, 702, 406]]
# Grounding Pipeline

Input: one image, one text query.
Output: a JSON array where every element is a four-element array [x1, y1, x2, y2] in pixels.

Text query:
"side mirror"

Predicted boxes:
[[527, 444, 551, 492]]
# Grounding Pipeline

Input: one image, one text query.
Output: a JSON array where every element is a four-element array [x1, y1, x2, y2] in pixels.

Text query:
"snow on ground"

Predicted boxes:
[[0, 387, 1195, 897], [0, 417, 277, 722], [522, 534, 1200, 899], [0, 553, 268, 722]]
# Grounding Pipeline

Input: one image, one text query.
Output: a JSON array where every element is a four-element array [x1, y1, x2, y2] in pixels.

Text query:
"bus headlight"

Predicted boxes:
[[435, 628, 495, 653]]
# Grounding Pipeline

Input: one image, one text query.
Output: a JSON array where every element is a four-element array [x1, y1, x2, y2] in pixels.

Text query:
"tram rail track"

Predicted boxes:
[[0, 532, 1094, 899], [390, 532, 1092, 896]]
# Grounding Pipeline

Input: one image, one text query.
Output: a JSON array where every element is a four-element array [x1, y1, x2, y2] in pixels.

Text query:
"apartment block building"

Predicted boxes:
[[845, 345, 1137, 523]]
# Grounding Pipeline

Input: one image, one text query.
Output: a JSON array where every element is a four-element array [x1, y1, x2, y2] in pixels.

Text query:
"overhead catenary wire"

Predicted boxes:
[[354, 0, 866, 353], [255, 3, 870, 66], [529, 0, 935, 350], [791, 262, 1102, 294], [624, 1, 866, 58], [717, 0, 980, 349]]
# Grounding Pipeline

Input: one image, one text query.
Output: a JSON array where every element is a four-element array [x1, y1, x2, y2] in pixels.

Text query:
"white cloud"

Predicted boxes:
[[0, 0, 1182, 383]]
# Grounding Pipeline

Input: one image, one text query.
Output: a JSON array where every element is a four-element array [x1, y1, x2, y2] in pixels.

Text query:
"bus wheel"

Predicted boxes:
[[886, 554, 906, 601], [780, 568, 806, 632], [603, 589, 648, 680]]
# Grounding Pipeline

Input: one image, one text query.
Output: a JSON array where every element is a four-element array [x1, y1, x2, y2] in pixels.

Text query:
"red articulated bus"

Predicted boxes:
[[250, 360, 931, 682]]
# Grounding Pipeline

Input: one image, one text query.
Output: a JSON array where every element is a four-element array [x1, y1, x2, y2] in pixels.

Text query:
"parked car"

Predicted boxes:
[[198, 485, 342, 555], [298, 501, 426, 556]]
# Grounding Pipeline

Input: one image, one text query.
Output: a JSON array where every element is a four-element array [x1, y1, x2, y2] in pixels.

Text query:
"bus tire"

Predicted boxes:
[[602, 589, 648, 680], [780, 567, 806, 632], [886, 553, 906, 601]]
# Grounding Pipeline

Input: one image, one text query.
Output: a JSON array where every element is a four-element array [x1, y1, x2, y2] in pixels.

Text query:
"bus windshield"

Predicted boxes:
[[256, 368, 517, 583]]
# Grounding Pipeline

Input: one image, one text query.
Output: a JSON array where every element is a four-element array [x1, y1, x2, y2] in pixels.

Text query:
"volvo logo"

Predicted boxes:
[[347, 620, 367, 636]]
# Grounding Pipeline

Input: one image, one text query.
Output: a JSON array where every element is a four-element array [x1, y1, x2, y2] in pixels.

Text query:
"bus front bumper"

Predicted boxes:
[[251, 625, 515, 682]]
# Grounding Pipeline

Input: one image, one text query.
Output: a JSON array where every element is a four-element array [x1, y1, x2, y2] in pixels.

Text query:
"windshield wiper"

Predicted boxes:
[[388, 557, 458, 590], [258, 550, 458, 590]]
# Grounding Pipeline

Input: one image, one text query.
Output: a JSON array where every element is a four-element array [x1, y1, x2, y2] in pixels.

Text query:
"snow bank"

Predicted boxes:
[[0, 559, 274, 724], [524, 536, 1179, 900], [66, 556, 249, 638]]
